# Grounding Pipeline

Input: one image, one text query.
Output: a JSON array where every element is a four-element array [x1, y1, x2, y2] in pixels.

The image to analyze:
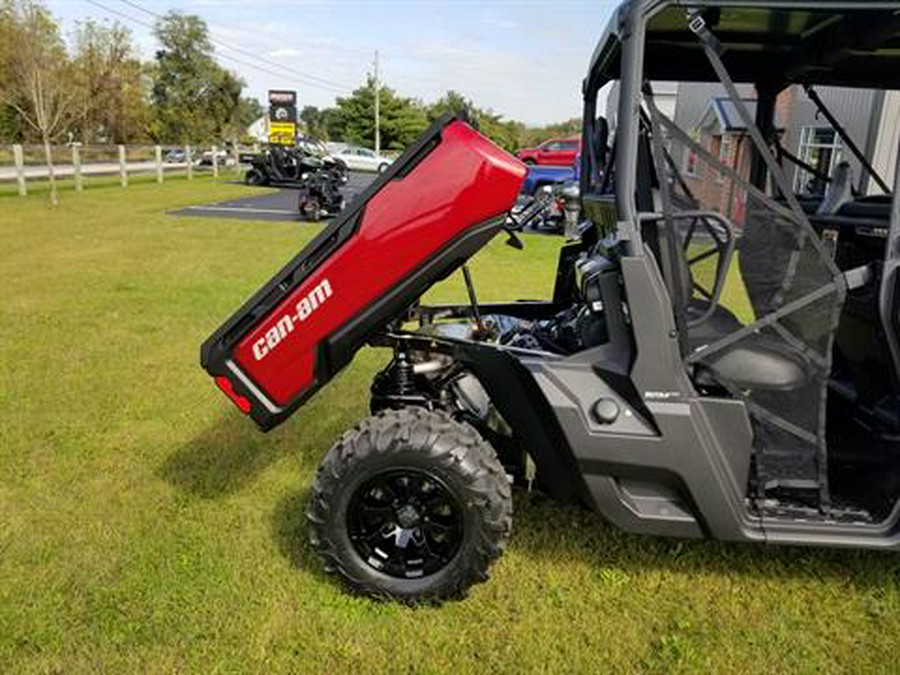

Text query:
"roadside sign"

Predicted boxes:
[[269, 122, 296, 145], [268, 90, 297, 145]]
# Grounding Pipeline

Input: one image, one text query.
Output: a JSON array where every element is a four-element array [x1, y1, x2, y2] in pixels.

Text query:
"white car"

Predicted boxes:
[[331, 146, 393, 173], [199, 149, 235, 167]]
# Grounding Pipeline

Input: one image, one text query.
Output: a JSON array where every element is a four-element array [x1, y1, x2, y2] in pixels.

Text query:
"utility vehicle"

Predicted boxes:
[[244, 144, 347, 188], [202, 1, 900, 603]]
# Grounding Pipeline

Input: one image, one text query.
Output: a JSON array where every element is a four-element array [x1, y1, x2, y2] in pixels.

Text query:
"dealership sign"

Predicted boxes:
[[268, 90, 297, 145]]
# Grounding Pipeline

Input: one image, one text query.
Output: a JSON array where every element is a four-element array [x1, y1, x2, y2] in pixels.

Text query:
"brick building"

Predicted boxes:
[[681, 97, 773, 222], [670, 83, 900, 222]]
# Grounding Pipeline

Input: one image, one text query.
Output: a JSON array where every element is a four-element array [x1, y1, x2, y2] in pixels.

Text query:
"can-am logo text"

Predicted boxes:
[[252, 278, 333, 361]]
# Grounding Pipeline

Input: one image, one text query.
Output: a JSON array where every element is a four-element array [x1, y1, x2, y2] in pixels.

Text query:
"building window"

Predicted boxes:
[[794, 126, 843, 195]]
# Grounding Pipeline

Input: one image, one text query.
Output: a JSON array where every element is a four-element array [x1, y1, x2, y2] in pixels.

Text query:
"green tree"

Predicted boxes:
[[427, 90, 476, 122], [321, 107, 345, 141], [428, 90, 526, 152], [335, 77, 428, 150], [0, 0, 79, 205], [478, 114, 526, 152], [299, 105, 326, 139], [71, 19, 149, 143], [520, 118, 581, 149], [0, 105, 22, 141], [304, 85, 578, 153], [0, 1, 23, 141], [149, 11, 253, 144], [227, 95, 263, 143]]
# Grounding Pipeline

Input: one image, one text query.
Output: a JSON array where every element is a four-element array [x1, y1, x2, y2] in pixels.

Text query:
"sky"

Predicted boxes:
[[48, 0, 619, 126]]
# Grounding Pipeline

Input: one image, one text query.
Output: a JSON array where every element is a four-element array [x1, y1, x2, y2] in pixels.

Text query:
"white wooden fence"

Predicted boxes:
[[1, 143, 260, 196]]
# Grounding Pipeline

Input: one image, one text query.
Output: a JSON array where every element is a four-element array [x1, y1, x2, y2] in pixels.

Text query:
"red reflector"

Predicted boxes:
[[214, 376, 251, 414]]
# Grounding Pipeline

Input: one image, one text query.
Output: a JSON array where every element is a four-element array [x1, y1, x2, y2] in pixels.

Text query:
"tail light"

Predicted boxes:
[[214, 376, 251, 414]]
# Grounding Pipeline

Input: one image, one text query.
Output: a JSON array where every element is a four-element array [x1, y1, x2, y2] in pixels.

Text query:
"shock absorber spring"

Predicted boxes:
[[393, 347, 415, 396]]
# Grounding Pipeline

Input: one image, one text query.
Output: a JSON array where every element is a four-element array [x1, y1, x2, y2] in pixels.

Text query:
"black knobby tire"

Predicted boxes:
[[307, 408, 512, 604], [245, 168, 265, 185], [300, 197, 321, 222]]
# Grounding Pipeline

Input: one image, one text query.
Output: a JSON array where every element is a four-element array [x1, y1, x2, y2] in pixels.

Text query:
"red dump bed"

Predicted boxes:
[[201, 116, 526, 429]]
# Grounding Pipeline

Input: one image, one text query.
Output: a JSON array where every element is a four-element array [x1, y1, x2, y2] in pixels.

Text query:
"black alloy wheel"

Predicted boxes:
[[346, 469, 463, 579], [308, 408, 512, 604]]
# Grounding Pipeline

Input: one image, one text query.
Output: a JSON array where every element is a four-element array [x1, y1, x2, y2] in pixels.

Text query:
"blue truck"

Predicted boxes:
[[520, 159, 579, 195]]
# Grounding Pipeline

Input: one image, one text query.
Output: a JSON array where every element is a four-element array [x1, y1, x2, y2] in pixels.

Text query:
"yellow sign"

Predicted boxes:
[[269, 121, 296, 146]]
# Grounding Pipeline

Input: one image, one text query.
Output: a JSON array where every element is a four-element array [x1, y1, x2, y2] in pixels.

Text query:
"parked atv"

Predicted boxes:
[[244, 144, 347, 188], [297, 170, 345, 222], [203, 1, 900, 604]]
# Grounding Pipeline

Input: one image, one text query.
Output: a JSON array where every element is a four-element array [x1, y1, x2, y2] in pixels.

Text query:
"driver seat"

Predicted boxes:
[[634, 127, 809, 391]]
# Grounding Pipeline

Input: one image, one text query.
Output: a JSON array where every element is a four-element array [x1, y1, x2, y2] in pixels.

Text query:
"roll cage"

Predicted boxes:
[[580, 1, 900, 517], [581, 0, 900, 225]]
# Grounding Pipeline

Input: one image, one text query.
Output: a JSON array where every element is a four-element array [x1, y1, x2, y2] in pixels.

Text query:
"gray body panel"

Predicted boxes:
[[525, 254, 762, 542], [520, 250, 900, 547]]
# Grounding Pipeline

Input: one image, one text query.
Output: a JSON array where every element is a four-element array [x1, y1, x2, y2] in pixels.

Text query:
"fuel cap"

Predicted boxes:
[[592, 398, 620, 424]]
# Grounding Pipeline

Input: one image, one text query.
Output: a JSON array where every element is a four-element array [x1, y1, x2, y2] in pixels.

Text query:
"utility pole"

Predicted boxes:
[[374, 49, 380, 154]]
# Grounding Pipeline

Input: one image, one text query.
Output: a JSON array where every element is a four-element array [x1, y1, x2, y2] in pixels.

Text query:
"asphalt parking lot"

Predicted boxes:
[[171, 171, 375, 222], [172, 171, 562, 235]]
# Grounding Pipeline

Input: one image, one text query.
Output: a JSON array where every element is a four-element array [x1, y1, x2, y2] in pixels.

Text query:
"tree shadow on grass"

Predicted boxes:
[[511, 490, 900, 591], [159, 414, 293, 499]]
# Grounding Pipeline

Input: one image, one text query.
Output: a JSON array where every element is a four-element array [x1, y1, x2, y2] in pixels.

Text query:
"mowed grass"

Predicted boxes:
[[2, 179, 899, 674]]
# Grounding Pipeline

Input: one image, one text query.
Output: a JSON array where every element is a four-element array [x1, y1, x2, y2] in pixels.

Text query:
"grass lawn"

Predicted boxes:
[[2, 178, 899, 674]]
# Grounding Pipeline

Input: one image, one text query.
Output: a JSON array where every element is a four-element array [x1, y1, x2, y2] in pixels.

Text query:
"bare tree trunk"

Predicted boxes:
[[42, 134, 58, 206]]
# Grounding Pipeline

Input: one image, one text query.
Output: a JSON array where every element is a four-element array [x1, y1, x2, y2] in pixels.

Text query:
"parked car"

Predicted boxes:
[[331, 146, 393, 173], [521, 161, 578, 195], [164, 148, 187, 163], [198, 149, 234, 167], [515, 137, 581, 166]]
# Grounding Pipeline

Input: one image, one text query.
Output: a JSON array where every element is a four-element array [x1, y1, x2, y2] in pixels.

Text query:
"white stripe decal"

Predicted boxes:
[[225, 360, 284, 414]]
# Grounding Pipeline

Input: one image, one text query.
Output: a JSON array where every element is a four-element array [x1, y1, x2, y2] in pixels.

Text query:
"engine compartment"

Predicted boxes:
[[367, 243, 623, 485]]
